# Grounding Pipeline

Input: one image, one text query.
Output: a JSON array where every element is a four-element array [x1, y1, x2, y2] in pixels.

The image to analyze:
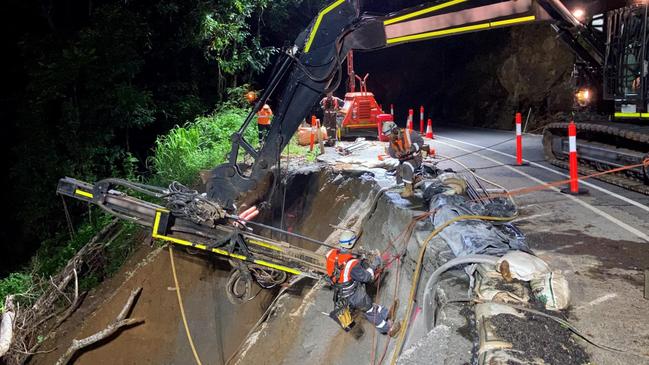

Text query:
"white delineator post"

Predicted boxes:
[[515, 112, 523, 165], [420, 105, 424, 134], [561, 120, 588, 195], [568, 120, 579, 193]]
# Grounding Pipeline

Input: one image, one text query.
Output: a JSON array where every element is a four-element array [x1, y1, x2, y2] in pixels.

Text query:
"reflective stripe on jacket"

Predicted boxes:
[[326, 249, 360, 284], [257, 108, 272, 125]]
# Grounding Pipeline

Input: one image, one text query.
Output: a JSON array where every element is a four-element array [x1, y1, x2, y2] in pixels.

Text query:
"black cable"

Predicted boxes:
[[60, 195, 75, 240]]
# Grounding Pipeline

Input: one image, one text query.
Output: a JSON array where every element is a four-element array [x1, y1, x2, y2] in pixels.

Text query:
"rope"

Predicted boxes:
[[490, 158, 649, 198], [168, 245, 203, 365], [433, 125, 545, 164], [374, 257, 402, 365]]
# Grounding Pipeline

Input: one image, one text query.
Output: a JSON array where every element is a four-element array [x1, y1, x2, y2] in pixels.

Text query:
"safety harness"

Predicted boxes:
[[390, 131, 413, 160], [326, 249, 359, 331]]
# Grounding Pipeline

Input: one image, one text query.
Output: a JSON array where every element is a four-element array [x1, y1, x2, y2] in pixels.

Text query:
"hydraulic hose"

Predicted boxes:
[[421, 254, 500, 332]]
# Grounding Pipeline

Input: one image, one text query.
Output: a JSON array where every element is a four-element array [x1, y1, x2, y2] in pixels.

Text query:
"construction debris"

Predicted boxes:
[[336, 138, 370, 155]]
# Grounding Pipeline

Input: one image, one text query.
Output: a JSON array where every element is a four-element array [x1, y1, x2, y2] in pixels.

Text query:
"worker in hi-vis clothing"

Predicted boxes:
[[383, 121, 426, 198], [326, 231, 401, 337], [257, 104, 273, 144]]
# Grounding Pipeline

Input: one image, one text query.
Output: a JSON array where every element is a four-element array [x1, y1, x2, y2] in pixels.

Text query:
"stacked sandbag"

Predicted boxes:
[[497, 251, 570, 311]]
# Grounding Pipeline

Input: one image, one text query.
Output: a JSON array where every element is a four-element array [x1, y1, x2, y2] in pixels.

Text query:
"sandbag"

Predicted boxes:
[[530, 271, 571, 311], [297, 126, 328, 146], [438, 172, 467, 195], [496, 251, 550, 281]]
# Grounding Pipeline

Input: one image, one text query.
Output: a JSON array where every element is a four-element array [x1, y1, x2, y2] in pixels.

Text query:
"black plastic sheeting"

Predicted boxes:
[[424, 183, 531, 257]]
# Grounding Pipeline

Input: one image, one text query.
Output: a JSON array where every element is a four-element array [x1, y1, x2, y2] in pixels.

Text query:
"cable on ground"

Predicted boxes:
[[169, 245, 203, 365]]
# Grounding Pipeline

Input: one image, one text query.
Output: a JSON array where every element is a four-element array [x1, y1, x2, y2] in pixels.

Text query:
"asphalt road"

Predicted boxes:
[[430, 125, 649, 364]]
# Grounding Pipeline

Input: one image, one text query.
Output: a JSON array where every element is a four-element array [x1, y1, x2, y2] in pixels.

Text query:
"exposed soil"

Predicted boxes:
[[491, 313, 590, 365], [29, 244, 274, 365], [456, 306, 477, 343]]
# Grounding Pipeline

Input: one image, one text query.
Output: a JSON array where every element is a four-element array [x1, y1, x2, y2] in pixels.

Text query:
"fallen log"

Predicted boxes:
[[0, 296, 16, 357], [54, 287, 143, 365]]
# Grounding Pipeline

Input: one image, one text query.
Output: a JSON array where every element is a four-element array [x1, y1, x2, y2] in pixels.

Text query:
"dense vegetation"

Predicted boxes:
[[1, 0, 329, 278]]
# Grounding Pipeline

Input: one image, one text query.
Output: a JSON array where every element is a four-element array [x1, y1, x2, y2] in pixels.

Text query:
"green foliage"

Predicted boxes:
[[282, 136, 320, 162], [4, 0, 328, 283], [196, 0, 277, 96], [34, 213, 115, 278], [0, 272, 33, 306], [151, 106, 258, 185]]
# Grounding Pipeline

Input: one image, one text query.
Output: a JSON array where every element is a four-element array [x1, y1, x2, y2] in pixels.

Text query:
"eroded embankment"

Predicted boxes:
[[227, 166, 430, 365]]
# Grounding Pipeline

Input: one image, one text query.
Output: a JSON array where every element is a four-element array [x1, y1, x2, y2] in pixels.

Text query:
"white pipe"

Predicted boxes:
[[422, 254, 500, 331]]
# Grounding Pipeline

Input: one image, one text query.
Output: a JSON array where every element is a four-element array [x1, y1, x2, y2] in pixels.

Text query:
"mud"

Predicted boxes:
[[29, 244, 275, 365], [491, 313, 590, 365]]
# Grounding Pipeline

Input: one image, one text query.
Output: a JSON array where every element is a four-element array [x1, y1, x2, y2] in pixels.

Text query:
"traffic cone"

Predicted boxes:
[[561, 120, 588, 195], [407, 109, 413, 132], [425, 118, 434, 139]]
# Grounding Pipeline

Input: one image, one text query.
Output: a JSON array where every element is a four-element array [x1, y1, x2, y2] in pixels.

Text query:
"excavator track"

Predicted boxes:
[[543, 122, 649, 195]]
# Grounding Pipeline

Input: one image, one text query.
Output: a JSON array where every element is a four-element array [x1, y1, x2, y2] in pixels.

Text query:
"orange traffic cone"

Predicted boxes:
[[425, 118, 434, 139]]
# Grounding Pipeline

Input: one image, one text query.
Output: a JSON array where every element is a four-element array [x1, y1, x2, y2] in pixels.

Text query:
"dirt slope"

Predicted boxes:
[[30, 243, 274, 365]]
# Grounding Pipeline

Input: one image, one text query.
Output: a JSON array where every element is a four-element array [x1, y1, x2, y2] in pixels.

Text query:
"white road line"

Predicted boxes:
[[435, 135, 649, 214], [435, 139, 649, 242]]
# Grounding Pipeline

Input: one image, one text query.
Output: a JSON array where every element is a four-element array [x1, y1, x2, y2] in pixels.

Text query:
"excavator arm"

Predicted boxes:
[[206, 0, 613, 210]]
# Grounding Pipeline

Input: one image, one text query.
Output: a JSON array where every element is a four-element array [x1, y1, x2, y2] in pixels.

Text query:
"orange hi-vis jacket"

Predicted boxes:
[[257, 106, 272, 125], [326, 249, 360, 284]]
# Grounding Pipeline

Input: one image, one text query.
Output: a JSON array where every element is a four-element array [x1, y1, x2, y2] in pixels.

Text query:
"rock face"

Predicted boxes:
[[357, 24, 576, 131], [442, 24, 575, 130]]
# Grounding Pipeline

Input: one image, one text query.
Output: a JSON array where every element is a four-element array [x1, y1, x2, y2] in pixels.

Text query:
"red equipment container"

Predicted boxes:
[[376, 113, 394, 142]]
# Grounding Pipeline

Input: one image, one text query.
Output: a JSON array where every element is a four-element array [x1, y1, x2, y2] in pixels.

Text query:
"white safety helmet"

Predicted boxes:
[[338, 230, 357, 249], [381, 121, 398, 135]]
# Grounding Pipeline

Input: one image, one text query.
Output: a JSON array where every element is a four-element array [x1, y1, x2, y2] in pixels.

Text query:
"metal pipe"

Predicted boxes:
[[422, 254, 500, 331], [228, 215, 335, 249]]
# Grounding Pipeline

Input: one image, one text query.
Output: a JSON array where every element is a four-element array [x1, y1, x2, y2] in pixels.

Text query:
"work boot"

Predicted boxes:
[[388, 320, 402, 338], [400, 183, 414, 198], [387, 299, 399, 321]]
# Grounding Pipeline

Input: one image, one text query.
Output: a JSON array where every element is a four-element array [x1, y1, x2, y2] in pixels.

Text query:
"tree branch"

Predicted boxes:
[[54, 287, 143, 365]]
